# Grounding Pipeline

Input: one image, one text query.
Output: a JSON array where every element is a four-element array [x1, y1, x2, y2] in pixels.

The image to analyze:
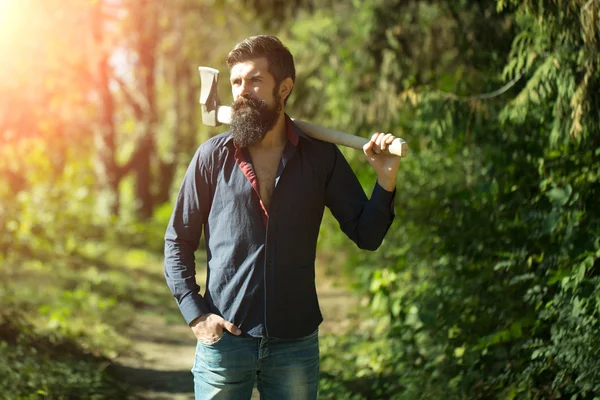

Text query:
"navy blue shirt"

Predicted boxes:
[[164, 117, 395, 339]]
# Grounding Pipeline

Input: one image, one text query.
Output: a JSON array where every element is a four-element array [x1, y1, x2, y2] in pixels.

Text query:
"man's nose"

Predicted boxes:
[[239, 80, 252, 96]]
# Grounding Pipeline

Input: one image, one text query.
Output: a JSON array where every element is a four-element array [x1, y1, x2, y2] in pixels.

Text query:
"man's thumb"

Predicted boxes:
[[223, 320, 242, 335]]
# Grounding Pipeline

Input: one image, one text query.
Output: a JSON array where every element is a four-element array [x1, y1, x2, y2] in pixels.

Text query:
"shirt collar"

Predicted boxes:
[[286, 114, 313, 145]]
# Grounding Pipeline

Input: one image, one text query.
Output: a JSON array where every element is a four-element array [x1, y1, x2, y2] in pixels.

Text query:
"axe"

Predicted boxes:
[[198, 66, 407, 157]]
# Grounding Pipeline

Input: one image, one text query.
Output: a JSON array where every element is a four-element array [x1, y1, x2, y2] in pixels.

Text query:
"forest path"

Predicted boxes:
[[113, 256, 360, 400]]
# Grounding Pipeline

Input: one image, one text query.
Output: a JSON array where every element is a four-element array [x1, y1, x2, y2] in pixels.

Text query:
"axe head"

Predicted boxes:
[[198, 66, 221, 127]]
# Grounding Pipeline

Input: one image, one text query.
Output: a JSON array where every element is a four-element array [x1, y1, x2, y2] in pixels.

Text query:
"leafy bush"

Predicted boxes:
[[293, 0, 600, 398], [0, 311, 134, 400]]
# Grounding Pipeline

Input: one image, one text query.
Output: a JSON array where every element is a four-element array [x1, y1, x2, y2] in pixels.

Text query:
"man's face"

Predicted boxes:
[[229, 57, 282, 148], [230, 57, 278, 107]]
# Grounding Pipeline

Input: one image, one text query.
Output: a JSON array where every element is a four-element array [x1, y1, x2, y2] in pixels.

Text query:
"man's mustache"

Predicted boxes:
[[233, 96, 266, 111]]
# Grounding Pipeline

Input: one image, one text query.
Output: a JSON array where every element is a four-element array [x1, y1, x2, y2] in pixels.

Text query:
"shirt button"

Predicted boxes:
[[267, 262, 273, 268]]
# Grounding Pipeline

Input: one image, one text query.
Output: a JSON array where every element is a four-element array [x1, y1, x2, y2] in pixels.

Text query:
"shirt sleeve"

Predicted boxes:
[[164, 146, 213, 325], [324, 145, 396, 250]]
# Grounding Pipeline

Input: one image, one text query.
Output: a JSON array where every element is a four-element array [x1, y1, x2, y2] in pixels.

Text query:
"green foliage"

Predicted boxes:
[[0, 311, 134, 400], [0, 132, 177, 397], [288, 0, 600, 398]]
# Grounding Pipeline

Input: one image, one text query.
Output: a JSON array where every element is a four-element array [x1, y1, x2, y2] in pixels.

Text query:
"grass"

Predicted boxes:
[[0, 225, 203, 399]]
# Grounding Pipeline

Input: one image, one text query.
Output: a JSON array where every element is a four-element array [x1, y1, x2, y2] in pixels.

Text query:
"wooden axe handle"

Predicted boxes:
[[292, 120, 407, 157], [216, 105, 407, 158]]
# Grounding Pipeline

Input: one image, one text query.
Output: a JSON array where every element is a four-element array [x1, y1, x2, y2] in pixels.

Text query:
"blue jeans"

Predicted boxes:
[[192, 329, 320, 399]]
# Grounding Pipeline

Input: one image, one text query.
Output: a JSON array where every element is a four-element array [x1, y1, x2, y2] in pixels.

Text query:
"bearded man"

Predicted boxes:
[[164, 35, 401, 400]]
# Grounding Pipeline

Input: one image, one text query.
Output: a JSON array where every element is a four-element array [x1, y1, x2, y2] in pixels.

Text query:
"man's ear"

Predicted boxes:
[[278, 77, 294, 102]]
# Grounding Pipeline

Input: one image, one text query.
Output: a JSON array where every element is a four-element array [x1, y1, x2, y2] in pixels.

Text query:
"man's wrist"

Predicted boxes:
[[189, 314, 207, 327], [377, 176, 396, 192]]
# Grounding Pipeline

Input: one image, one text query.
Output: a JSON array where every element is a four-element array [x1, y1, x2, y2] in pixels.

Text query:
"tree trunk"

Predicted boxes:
[[132, 1, 159, 219], [154, 11, 183, 207], [92, 0, 120, 216]]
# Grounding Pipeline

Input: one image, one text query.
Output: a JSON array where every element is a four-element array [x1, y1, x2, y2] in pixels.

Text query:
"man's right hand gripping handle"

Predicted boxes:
[[190, 313, 242, 344]]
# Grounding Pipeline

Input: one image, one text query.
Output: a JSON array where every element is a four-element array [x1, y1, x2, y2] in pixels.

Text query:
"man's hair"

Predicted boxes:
[[226, 35, 295, 103]]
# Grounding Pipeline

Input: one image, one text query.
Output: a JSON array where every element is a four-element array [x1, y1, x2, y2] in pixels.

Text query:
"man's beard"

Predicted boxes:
[[229, 95, 282, 148]]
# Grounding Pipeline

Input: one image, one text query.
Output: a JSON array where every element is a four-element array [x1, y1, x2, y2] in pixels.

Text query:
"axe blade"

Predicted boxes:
[[198, 66, 221, 127]]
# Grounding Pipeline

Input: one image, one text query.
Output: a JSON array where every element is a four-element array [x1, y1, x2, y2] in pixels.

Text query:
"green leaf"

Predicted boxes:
[[577, 263, 586, 282], [454, 346, 465, 358], [545, 184, 572, 207]]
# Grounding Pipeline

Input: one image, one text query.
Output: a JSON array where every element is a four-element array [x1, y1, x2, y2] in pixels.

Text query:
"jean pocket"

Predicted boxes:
[[198, 331, 228, 346]]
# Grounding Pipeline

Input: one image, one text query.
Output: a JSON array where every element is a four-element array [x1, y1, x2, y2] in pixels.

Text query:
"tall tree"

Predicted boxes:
[[92, 0, 121, 215]]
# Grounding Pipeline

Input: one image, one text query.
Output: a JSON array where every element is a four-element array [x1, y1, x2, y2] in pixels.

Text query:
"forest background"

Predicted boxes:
[[1, 0, 599, 399]]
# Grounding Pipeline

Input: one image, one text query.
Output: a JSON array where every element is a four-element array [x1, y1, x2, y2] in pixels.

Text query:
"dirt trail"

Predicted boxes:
[[113, 262, 360, 399]]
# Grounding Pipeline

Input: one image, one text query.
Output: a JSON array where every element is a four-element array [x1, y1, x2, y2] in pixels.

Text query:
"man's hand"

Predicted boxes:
[[190, 313, 242, 344], [363, 132, 402, 192]]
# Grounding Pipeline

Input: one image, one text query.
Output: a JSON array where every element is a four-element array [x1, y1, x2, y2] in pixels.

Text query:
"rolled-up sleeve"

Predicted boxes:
[[164, 146, 213, 324], [325, 145, 395, 250]]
